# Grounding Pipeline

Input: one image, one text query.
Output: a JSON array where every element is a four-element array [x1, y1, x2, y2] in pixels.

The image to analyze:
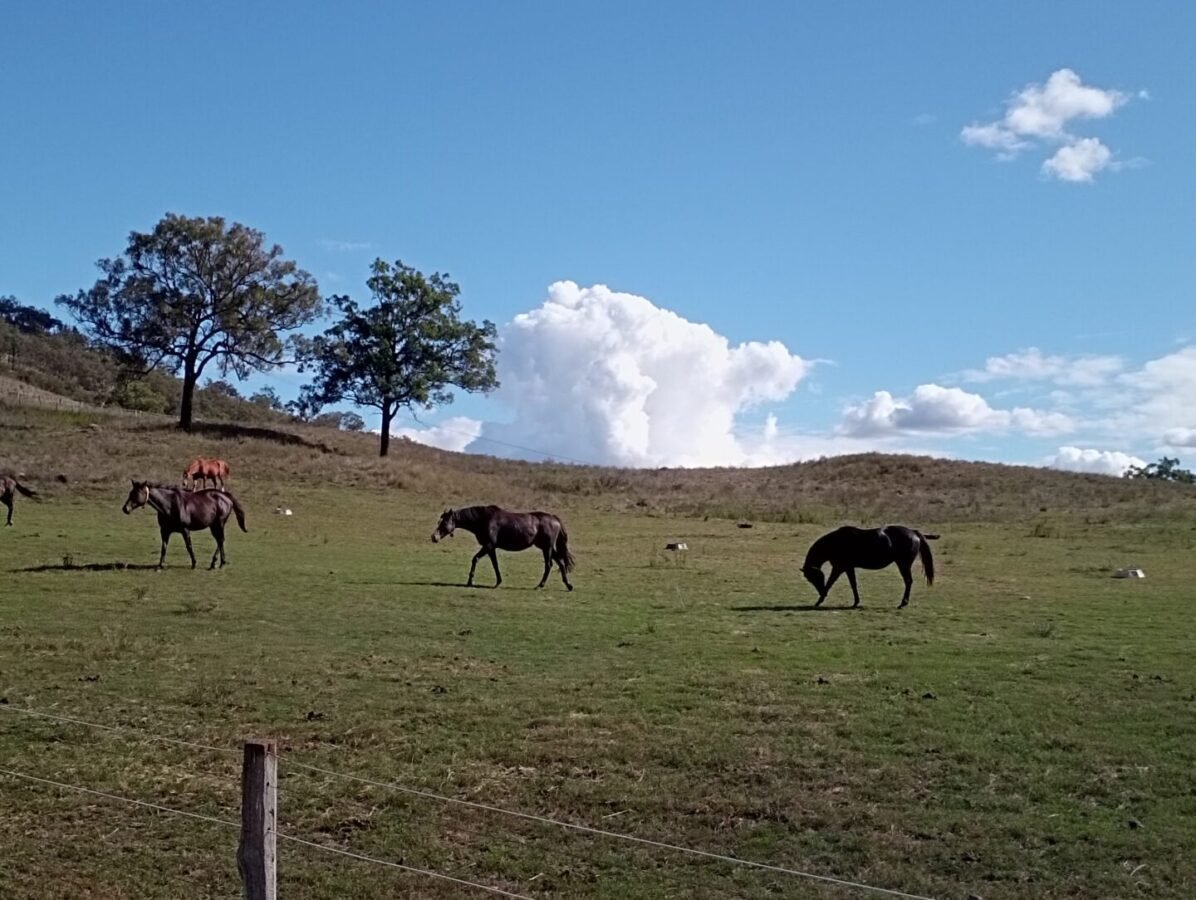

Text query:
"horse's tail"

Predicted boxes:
[[916, 530, 935, 586], [14, 481, 38, 500], [230, 494, 248, 532], [557, 525, 576, 573]]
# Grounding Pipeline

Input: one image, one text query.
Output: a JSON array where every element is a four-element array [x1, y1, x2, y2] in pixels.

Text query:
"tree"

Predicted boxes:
[[300, 259, 498, 456], [0, 296, 66, 334], [309, 410, 366, 431], [1125, 456, 1196, 484], [250, 386, 284, 411], [57, 213, 323, 430]]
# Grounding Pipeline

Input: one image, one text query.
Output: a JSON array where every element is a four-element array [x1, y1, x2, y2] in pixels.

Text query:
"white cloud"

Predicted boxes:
[[912, 112, 938, 126], [964, 347, 1123, 386], [1047, 446, 1145, 477], [962, 69, 1135, 182], [318, 239, 375, 253], [466, 281, 810, 467], [391, 416, 483, 453], [1042, 137, 1113, 182], [839, 383, 1074, 437], [1164, 427, 1196, 448]]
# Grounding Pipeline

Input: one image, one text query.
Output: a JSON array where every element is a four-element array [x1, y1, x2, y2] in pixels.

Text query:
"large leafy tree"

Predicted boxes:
[[58, 213, 323, 430], [1125, 456, 1196, 484], [301, 258, 498, 456]]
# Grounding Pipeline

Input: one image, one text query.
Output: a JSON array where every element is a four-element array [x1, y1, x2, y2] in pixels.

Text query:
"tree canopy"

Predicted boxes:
[[57, 213, 323, 430], [300, 259, 498, 456], [1125, 456, 1195, 484]]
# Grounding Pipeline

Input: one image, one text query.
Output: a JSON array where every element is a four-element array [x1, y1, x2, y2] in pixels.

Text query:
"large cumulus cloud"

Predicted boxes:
[[465, 281, 810, 467]]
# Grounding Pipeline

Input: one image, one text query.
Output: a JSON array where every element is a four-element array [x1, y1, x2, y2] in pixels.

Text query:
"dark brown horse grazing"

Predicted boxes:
[[802, 525, 939, 609], [184, 457, 231, 491], [431, 505, 575, 590], [2, 475, 39, 526], [122, 481, 247, 569]]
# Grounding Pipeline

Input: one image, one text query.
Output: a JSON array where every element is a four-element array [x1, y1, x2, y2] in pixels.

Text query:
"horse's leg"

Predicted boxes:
[[555, 551, 573, 592], [467, 547, 486, 586], [3, 496, 12, 526], [816, 566, 843, 607], [209, 522, 226, 569], [845, 567, 862, 608], [488, 548, 502, 588], [537, 545, 552, 588], [897, 560, 914, 608], [180, 529, 197, 569], [158, 527, 172, 569]]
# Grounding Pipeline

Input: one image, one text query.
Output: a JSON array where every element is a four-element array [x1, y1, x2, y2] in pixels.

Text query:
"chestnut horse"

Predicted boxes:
[[184, 457, 230, 491]]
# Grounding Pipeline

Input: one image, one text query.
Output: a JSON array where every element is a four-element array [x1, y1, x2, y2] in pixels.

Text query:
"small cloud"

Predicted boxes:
[[962, 68, 1138, 182], [912, 112, 937, 126], [390, 416, 483, 453], [1138, 89, 1151, 101], [1042, 137, 1112, 183], [962, 348, 1123, 386], [318, 239, 375, 253], [1046, 446, 1145, 476], [838, 383, 1073, 438], [1163, 427, 1196, 448]]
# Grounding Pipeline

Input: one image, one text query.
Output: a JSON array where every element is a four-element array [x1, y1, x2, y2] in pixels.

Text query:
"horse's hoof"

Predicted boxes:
[[566, 584, 574, 592]]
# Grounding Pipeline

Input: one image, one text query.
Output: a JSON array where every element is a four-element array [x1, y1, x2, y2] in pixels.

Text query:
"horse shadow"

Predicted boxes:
[[389, 579, 538, 591], [12, 561, 161, 573], [731, 604, 858, 613]]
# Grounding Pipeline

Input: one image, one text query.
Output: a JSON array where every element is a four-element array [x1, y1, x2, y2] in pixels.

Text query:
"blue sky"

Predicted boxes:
[[3, 3, 1195, 472]]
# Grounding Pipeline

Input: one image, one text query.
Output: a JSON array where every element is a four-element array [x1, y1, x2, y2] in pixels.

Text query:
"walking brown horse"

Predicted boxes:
[[183, 457, 230, 491], [2, 475, 39, 526], [122, 481, 247, 569], [802, 525, 939, 609], [431, 505, 575, 590]]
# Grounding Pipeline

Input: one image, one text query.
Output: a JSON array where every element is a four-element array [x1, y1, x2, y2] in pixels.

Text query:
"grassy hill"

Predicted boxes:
[[2, 402, 1194, 899]]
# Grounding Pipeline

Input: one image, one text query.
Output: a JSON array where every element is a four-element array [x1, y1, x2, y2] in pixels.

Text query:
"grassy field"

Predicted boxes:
[[2, 405, 1195, 899]]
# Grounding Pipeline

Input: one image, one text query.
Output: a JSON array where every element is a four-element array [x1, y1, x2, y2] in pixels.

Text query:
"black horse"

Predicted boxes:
[[431, 505, 575, 590], [802, 525, 938, 609], [2, 475, 38, 526], [122, 481, 247, 569]]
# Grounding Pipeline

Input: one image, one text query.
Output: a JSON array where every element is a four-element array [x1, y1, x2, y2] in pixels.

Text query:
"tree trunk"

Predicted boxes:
[[179, 367, 197, 432], [379, 403, 393, 457]]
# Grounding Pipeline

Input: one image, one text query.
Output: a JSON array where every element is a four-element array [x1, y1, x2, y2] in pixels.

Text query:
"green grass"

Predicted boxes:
[[2, 478, 1195, 900]]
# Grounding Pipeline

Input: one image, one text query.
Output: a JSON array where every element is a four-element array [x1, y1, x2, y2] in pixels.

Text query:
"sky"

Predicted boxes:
[[3, 2, 1195, 474]]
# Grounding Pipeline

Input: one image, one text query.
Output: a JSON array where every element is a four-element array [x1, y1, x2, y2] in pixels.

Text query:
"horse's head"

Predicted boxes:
[[122, 480, 150, 514], [802, 564, 826, 597], [431, 508, 456, 543]]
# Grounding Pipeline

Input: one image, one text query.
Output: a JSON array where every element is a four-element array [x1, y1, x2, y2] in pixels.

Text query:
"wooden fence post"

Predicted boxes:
[[237, 739, 277, 900]]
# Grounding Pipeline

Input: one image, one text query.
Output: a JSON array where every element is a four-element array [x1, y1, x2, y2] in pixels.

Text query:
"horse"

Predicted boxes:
[[2, 475, 39, 526], [183, 457, 230, 491], [431, 505, 575, 591], [802, 525, 939, 609], [122, 480, 247, 569]]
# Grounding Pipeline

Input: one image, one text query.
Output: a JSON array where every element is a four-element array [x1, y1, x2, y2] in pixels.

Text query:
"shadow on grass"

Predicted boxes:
[[731, 604, 859, 613], [12, 562, 161, 573], [390, 580, 543, 591], [135, 421, 342, 454]]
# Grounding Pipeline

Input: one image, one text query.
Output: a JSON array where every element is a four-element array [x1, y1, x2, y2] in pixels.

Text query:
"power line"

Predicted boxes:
[[282, 759, 937, 900], [1, 767, 538, 900], [279, 834, 536, 900], [0, 766, 240, 829], [0, 704, 237, 756], [3, 701, 939, 899]]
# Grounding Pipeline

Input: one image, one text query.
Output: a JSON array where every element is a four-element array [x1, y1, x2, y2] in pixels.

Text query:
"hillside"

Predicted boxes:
[[2, 400, 1190, 525]]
